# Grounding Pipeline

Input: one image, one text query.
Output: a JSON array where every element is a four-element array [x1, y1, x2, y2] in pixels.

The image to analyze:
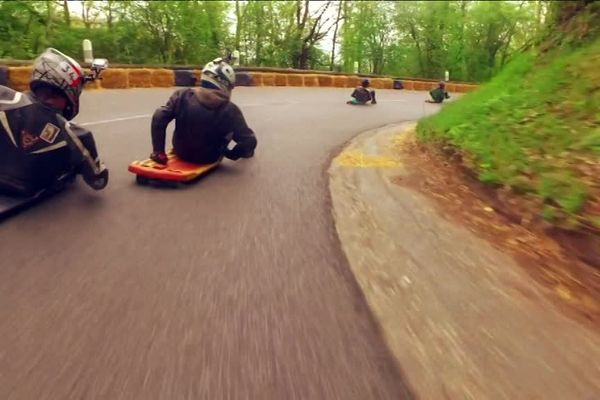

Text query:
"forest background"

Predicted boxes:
[[0, 0, 553, 83]]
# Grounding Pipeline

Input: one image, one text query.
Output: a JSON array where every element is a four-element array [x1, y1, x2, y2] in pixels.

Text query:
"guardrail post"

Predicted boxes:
[[83, 39, 93, 63], [232, 50, 240, 66]]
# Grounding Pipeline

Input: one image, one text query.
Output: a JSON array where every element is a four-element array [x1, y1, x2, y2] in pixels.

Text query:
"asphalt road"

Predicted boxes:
[[0, 87, 438, 399]]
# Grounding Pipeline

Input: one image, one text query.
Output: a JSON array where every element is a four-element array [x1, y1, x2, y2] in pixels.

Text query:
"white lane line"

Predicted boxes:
[[77, 98, 407, 126], [79, 114, 151, 127]]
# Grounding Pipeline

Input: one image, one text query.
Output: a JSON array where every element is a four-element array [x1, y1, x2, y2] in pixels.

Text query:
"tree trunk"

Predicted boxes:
[[458, 0, 468, 79], [552, 0, 589, 25], [62, 0, 70, 26], [234, 0, 242, 51], [45, 1, 54, 34], [329, 0, 343, 70], [202, 2, 220, 50], [81, 1, 91, 29], [107, 0, 113, 28], [255, 4, 264, 65], [409, 23, 425, 76], [536, 0, 543, 33], [298, 47, 310, 69]]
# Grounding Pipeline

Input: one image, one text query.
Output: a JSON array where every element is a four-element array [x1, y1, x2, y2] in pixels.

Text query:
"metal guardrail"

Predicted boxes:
[[0, 58, 478, 85]]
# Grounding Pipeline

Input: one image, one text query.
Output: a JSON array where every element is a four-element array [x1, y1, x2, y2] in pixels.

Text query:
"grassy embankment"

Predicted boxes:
[[417, 4, 600, 230]]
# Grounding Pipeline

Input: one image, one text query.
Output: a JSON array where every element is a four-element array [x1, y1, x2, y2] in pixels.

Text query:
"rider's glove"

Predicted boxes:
[[83, 162, 109, 190], [223, 148, 240, 161]]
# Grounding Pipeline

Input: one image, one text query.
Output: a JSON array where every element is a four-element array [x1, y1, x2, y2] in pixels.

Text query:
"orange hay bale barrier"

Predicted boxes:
[[369, 78, 393, 90], [83, 79, 102, 90], [192, 69, 202, 86], [274, 73, 288, 86], [261, 73, 276, 86], [369, 78, 384, 89], [151, 69, 174, 87], [381, 78, 394, 90], [333, 75, 348, 88], [8, 66, 32, 92], [461, 84, 478, 93], [286, 74, 304, 87], [317, 74, 333, 87], [413, 81, 431, 91], [446, 83, 457, 92], [247, 72, 263, 86], [346, 76, 361, 88], [302, 74, 319, 87], [402, 80, 415, 90], [128, 69, 152, 88], [101, 69, 129, 89]]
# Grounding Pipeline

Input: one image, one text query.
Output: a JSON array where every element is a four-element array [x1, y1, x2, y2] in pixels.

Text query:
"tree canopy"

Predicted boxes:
[[0, 0, 553, 82]]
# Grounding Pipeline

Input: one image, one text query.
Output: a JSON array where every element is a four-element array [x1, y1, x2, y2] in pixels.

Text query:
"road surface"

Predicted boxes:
[[0, 87, 437, 399]]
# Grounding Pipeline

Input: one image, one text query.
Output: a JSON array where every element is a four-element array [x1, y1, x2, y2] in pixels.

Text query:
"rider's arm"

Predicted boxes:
[[151, 89, 184, 153], [225, 105, 257, 160], [61, 120, 108, 190]]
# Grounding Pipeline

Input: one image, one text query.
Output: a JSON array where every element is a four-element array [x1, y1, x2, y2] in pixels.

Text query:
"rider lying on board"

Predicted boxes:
[[426, 81, 451, 103], [150, 58, 257, 165], [0, 48, 108, 196], [347, 79, 377, 105]]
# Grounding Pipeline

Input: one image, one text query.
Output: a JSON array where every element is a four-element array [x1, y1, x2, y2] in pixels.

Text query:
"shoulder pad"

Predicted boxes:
[[0, 86, 32, 111]]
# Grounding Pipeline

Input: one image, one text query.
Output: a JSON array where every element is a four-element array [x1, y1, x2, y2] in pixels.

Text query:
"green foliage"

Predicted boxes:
[[340, 0, 548, 82], [0, 0, 547, 80], [340, 1, 395, 75], [235, 1, 342, 69], [0, 0, 231, 64], [416, 12, 600, 226]]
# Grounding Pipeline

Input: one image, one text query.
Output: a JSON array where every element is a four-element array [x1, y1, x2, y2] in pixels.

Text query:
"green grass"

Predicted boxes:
[[417, 35, 600, 227]]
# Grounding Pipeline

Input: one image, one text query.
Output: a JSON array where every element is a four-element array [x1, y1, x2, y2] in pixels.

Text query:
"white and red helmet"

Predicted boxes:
[[30, 48, 84, 120], [201, 57, 236, 94]]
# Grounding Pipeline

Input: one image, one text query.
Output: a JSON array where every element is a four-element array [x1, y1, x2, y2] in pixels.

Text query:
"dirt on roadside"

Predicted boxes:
[[391, 131, 600, 327]]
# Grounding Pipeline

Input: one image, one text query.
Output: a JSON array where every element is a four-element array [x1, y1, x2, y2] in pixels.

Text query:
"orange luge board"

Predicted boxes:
[[128, 152, 219, 182]]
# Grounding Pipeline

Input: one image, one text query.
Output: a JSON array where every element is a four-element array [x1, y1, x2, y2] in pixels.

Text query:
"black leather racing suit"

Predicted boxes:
[[151, 87, 257, 164], [0, 85, 104, 196]]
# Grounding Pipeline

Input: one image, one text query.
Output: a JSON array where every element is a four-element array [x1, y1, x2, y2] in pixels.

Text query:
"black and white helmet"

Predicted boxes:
[[201, 57, 236, 94], [30, 48, 84, 120]]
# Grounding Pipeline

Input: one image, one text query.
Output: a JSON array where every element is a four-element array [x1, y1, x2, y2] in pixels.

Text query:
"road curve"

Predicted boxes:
[[0, 87, 438, 399], [329, 125, 600, 399]]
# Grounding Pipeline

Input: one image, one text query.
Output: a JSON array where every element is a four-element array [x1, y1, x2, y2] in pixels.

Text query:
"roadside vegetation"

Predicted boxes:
[[0, 0, 546, 82], [417, 1, 600, 231]]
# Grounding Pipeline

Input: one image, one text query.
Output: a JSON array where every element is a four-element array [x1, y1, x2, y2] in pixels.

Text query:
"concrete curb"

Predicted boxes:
[[328, 124, 600, 399]]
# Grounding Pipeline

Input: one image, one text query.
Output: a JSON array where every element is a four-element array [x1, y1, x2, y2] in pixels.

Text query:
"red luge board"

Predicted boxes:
[[128, 152, 219, 182]]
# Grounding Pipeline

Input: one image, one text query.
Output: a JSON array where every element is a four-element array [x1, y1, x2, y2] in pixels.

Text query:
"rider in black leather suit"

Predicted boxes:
[[0, 48, 108, 196]]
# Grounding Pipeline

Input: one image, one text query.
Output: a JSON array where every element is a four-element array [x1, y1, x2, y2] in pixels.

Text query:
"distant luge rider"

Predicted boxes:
[[346, 79, 377, 105], [149, 57, 257, 165], [426, 81, 451, 103], [0, 48, 109, 196]]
